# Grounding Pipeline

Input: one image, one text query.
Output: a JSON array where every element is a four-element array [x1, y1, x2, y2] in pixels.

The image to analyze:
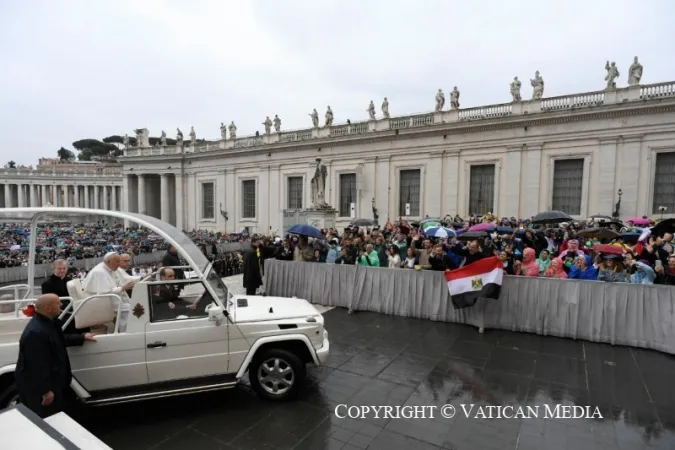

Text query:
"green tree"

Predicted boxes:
[[7, 160, 16, 168], [57, 147, 75, 161], [72, 139, 117, 161], [103, 135, 137, 147]]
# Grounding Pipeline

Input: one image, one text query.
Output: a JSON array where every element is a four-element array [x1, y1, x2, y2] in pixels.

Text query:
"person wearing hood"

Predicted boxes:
[[326, 238, 340, 264], [568, 254, 598, 280], [516, 247, 540, 277], [536, 249, 552, 275], [626, 258, 656, 285], [597, 254, 627, 283], [544, 257, 568, 279]]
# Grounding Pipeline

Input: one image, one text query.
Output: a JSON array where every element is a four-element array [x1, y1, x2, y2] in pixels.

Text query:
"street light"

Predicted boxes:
[[613, 189, 623, 218]]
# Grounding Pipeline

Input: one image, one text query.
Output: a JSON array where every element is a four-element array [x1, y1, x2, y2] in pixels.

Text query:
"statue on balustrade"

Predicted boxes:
[[176, 128, 184, 144], [160, 130, 167, 146], [228, 121, 237, 139], [627, 56, 643, 86], [262, 116, 272, 135], [510, 77, 522, 102], [220, 122, 227, 140], [309, 109, 319, 127], [530, 71, 544, 99], [123, 134, 130, 148], [381, 97, 390, 118], [135, 129, 143, 147], [605, 61, 619, 89], [273, 114, 281, 133], [367, 100, 376, 120], [435, 89, 445, 111], [325, 106, 334, 127], [310, 158, 330, 208], [450, 87, 460, 109], [189, 126, 196, 145]]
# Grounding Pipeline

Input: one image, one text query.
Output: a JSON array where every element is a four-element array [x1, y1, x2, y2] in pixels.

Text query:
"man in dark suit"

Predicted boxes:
[[15, 294, 96, 418], [40, 259, 70, 298], [161, 245, 184, 280], [243, 237, 263, 295]]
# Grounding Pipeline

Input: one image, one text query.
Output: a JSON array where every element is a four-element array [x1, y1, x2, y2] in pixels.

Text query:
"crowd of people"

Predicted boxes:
[[249, 214, 675, 286]]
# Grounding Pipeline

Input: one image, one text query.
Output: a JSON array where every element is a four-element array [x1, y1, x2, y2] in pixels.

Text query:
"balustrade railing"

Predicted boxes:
[[330, 125, 349, 137], [640, 82, 675, 100], [389, 117, 411, 129], [349, 122, 369, 134], [541, 91, 604, 111]]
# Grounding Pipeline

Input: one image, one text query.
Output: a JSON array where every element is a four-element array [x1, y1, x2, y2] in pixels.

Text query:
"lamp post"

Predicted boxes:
[[612, 189, 623, 219], [219, 203, 228, 231]]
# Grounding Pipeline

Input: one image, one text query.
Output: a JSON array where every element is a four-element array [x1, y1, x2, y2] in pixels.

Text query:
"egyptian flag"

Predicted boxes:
[[445, 256, 503, 309]]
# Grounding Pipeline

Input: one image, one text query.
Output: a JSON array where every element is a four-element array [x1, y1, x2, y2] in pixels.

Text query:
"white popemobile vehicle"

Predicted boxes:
[[0, 207, 329, 410]]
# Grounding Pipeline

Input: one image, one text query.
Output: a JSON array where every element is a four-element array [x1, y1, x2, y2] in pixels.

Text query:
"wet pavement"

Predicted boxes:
[[82, 304, 675, 450]]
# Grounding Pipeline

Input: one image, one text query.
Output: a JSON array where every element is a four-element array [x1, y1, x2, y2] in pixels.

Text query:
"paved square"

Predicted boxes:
[[84, 297, 675, 450]]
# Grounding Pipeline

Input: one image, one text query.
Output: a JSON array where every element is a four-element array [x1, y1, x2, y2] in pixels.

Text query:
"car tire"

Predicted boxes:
[[0, 382, 20, 410], [249, 348, 305, 401]]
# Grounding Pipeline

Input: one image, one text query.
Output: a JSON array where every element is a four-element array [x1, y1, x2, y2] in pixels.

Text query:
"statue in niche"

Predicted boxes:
[[310, 158, 329, 208], [530, 71, 544, 99], [189, 126, 196, 145], [627, 56, 643, 86], [450, 87, 460, 109], [367, 100, 376, 120], [220, 122, 227, 140], [381, 97, 390, 118], [510, 77, 522, 102], [273, 114, 281, 133], [309, 109, 319, 128], [325, 106, 334, 126], [176, 128, 184, 144], [605, 61, 619, 89], [160, 130, 167, 145], [435, 89, 445, 111], [262, 116, 272, 135], [228, 121, 237, 139]]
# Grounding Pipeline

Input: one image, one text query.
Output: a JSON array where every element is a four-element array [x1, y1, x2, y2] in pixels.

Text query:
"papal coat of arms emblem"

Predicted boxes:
[[133, 303, 145, 318]]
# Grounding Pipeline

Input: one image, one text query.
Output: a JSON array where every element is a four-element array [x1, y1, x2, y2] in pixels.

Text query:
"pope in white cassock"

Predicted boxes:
[[81, 252, 141, 332]]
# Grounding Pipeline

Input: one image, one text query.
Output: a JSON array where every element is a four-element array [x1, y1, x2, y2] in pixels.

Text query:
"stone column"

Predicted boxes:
[[61, 185, 68, 207], [138, 174, 147, 215], [174, 173, 183, 230], [41, 185, 48, 206], [94, 186, 99, 209], [17, 185, 25, 207], [83, 186, 89, 208], [29, 184, 37, 207], [74, 185, 80, 208], [4, 183, 12, 208], [160, 174, 170, 222], [112, 186, 118, 211]]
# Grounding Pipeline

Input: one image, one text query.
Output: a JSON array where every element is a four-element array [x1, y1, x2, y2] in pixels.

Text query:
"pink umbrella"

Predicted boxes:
[[469, 222, 495, 232], [626, 217, 651, 226]]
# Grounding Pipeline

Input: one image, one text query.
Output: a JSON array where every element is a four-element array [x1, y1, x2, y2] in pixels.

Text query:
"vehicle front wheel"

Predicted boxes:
[[0, 383, 20, 410], [249, 348, 305, 401]]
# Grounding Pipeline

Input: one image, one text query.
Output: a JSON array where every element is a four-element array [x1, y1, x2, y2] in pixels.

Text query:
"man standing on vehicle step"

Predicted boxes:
[[243, 237, 263, 295], [15, 294, 96, 418]]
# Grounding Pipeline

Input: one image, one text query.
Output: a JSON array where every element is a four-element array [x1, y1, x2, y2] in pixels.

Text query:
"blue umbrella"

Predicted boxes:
[[496, 226, 514, 235], [621, 232, 641, 244], [288, 224, 324, 239], [425, 226, 456, 238]]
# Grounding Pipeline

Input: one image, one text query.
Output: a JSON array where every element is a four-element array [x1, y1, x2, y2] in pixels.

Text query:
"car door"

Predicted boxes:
[[145, 279, 229, 383]]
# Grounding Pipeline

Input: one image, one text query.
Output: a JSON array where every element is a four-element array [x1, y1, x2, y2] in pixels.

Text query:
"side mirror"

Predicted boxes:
[[206, 304, 224, 326]]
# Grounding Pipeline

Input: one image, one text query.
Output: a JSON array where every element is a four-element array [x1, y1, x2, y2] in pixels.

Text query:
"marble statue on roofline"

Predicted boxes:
[[123, 134, 130, 148], [309, 109, 319, 128], [435, 89, 445, 111], [273, 114, 281, 133], [530, 71, 544, 100], [220, 122, 227, 140], [627, 56, 643, 86], [189, 126, 196, 145], [228, 121, 237, 139], [450, 87, 460, 110], [367, 100, 376, 120], [263, 116, 272, 135], [605, 61, 619, 89], [160, 130, 167, 146], [176, 128, 183, 144], [381, 97, 390, 118], [510, 77, 522, 102], [325, 106, 334, 126]]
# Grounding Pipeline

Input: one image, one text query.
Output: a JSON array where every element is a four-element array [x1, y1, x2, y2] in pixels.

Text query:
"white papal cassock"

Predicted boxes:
[[81, 262, 139, 332]]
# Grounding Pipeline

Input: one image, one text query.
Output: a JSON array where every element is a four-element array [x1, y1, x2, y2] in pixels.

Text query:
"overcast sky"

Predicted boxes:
[[1, 0, 673, 166]]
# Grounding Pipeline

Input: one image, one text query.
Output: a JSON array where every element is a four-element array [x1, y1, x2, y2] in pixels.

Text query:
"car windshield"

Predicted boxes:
[[204, 263, 229, 306]]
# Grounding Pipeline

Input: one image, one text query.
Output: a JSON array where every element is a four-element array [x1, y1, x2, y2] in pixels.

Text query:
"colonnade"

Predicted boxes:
[[0, 183, 122, 210]]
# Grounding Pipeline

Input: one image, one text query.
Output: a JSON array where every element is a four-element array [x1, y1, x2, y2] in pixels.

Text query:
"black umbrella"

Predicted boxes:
[[576, 227, 620, 240], [650, 218, 675, 237], [588, 214, 613, 222], [530, 210, 574, 225], [350, 218, 375, 227], [457, 231, 488, 241]]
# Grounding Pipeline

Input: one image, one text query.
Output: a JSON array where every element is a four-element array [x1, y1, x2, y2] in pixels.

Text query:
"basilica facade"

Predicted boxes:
[[118, 80, 675, 234]]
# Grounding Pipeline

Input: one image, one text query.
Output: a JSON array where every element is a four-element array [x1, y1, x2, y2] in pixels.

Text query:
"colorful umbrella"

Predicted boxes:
[[469, 222, 495, 232], [592, 244, 624, 256], [424, 226, 456, 238], [421, 221, 441, 229], [626, 217, 651, 226]]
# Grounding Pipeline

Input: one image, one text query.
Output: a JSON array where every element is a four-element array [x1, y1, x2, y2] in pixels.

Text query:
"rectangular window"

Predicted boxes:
[[552, 159, 584, 215], [339, 173, 356, 217], [399, 169, 421, 216], [653, 152, 675, 214], [241, 180, 256, 219], [287, 176, 303, 209], [468, 164, 495, 215], [201, 182, 214, 219]]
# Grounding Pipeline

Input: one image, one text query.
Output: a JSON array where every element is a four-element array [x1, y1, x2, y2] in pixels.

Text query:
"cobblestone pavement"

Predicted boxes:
[[82, 277, 675, 449]]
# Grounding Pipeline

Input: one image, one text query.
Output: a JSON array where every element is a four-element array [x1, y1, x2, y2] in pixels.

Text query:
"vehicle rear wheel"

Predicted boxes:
[[249, 348, 305, 401], [0, 383, 20, 410]]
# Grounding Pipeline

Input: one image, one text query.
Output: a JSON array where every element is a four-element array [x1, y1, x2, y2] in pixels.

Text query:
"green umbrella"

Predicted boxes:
[[422, 221, 441, 229]]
